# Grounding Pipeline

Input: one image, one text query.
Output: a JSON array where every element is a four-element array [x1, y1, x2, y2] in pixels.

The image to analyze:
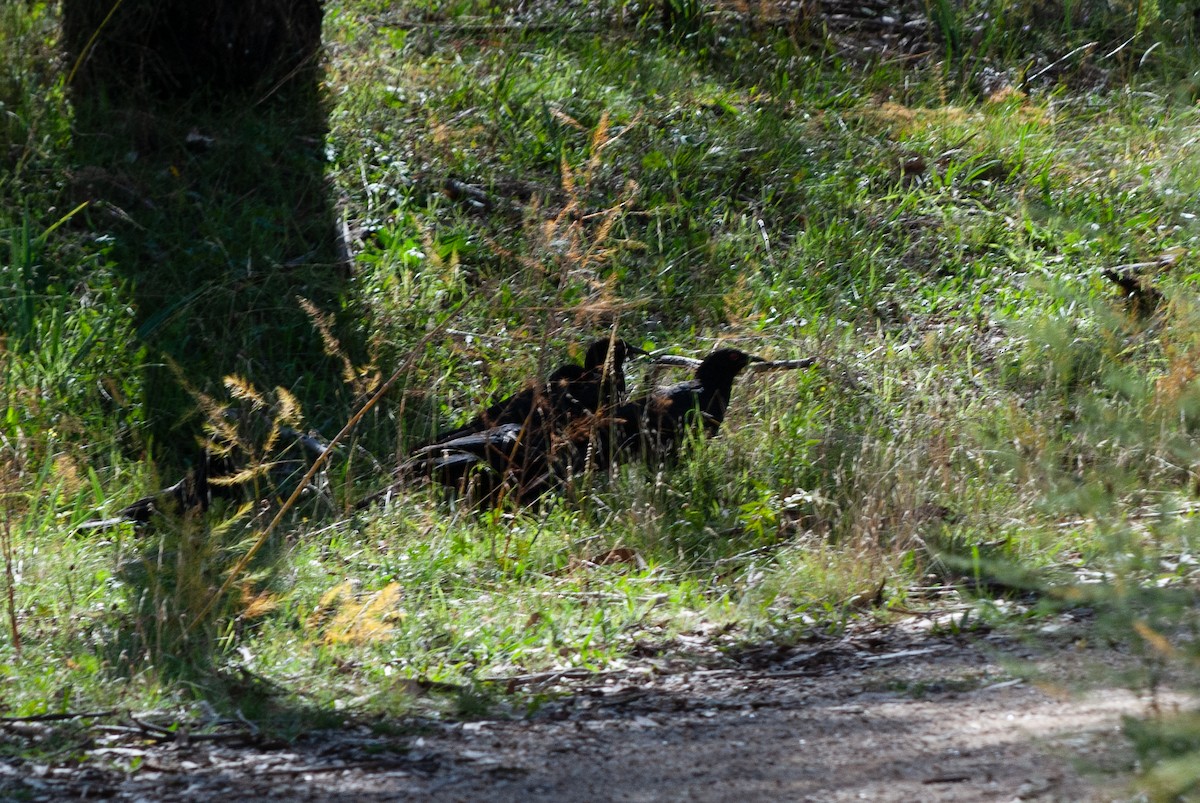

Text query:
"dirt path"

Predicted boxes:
[[4, 617, 1175, 801]]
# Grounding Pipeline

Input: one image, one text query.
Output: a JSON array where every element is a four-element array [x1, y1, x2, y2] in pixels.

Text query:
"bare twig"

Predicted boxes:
[[93, 723, 256, 745], [127, 714, 176, 737], [1024, 42, 1098, 86], [0, 710, 116, 723], [861, 646, 945, 663], [751, 358, 819, 372], [480, 667, 624, 687], [91, 725, 148, 736], [1100, 247, 1185, 277], [254, 759, 408, 775], [651, 354, 817, 373], [370, 17, 602, 35], [712, 543, 788, 567], [1103, 34, 1138, 60]]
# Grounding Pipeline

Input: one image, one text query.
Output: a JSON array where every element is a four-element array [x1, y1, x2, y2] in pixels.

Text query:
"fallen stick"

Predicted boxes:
[[0, 710, 116, 723]]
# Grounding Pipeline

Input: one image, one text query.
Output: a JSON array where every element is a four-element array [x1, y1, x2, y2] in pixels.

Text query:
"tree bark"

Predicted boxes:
[[63, 0, 323, 96]]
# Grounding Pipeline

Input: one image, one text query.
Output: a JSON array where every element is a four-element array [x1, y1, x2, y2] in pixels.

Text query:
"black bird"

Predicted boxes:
[[571, 337, 647, 413], [1103, 266, 1163, 316], [398, 349, 764, 507], [405, 356, 597, 505], [78, 423, 330, 529], [77, 452, 230, 529], [427, 338, 647, 445], [515, 348, 768, 482], [405, 409, 644, 508], [621, 348, 764, 460], [405, 423, 553, 506]]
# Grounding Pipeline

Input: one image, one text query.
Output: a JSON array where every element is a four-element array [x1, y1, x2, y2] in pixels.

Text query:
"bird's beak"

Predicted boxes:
[[629, 345, 651, 357], [748, 355, 766, 363]]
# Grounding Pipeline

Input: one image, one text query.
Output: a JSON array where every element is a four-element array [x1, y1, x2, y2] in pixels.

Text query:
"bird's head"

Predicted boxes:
[[584, 338, 650, 370], [696, 348, 765, 381]]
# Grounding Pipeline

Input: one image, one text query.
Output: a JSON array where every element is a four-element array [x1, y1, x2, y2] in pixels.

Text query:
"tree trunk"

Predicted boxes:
[[63, 0, 323, 96]]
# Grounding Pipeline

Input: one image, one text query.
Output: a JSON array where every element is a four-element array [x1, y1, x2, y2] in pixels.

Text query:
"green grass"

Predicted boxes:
[[2, 0, 1200, 795]]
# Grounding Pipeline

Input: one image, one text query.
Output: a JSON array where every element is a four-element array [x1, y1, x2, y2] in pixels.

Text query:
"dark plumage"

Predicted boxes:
[[405, 423, 554, 506], [428, 367, 571, 446], [405, 363, 586, 504], [572, 337, 646, 412], [78, 423, 330, 530], [77, 453, 229, 530], [385, 345, 764, 510], [550, 404, 643, 478], [405, 404, 647, 508], [1103, 267, 1163, 315], [621, 348, 764, 459], [428, 338, 646, 445], [471, 347, 766, 493]]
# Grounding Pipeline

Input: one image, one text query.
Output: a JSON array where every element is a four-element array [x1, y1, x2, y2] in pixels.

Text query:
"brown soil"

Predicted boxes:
[[3, 614, 1180, 802]]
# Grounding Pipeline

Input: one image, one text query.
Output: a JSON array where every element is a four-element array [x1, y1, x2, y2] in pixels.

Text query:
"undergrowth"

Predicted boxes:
[[1, 0, 1198, 795]]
